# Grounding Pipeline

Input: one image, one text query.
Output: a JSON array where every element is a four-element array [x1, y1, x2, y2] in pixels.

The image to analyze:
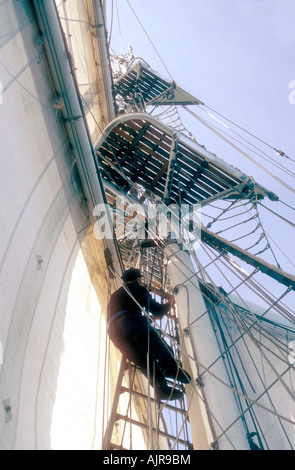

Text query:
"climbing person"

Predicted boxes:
[[108, 268, 191, 401]]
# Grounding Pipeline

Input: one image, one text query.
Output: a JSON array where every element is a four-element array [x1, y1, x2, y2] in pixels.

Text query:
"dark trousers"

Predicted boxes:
[[109, 315, 177, 390]]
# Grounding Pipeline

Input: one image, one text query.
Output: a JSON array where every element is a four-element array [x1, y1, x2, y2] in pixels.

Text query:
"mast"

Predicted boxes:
[[95, 57, 295, 450], [164, 242, 249, 449]]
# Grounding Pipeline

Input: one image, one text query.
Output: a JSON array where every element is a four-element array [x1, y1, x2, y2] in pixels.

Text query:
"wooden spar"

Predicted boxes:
[[200, 225, 295, 291]]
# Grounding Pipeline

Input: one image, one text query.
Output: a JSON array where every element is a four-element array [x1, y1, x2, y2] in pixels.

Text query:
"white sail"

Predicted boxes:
[[0, 0, 120, 450]]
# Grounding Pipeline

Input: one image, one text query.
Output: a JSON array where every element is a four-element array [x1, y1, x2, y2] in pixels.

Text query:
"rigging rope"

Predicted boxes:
[[201, 104, 293, 162], [103, 155, 295, 342], [89, 73, 295, 448], [109, 250, 295, 440], [164, 244, 295, 406], [183, 106, 295, 196], [195, 106, 295, 180], [100, 141, 295, 326], [125, 0, 174, 81]]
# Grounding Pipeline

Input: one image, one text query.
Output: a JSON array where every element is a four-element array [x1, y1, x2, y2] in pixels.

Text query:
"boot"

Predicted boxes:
[[132, 361, 184, 401], [142, 360, 184, 401], [162, 366, 191, 384], [155, 384, 183, 401]]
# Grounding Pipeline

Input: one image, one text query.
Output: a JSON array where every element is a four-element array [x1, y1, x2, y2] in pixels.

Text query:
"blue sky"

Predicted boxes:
[[106, 0, 295, 278]]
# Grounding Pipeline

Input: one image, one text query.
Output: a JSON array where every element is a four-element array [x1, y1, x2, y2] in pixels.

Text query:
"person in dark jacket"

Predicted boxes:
[[108, 268, 191, 401]]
